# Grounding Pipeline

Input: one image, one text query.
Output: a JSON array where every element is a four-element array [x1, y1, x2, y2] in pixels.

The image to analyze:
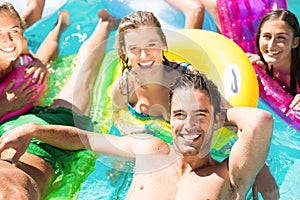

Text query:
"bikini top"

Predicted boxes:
[[125, 61, 190, 120]]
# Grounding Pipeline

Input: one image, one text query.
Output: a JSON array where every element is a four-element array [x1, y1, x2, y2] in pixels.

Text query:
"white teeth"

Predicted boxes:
[[266, 50, 280, 55], [2, 47, 14, 52], [182, 134, 200, 140], [139, 61, 154, 66]]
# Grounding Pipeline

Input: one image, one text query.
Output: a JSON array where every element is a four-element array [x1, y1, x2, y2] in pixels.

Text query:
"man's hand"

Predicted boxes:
[[0, 124, 34, 165], [252, 164, 280, 200], [25, 57, 48, 84]]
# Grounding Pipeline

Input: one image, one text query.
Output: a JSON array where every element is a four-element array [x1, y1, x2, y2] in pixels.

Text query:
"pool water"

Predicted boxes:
[[24, 0, 300, 199]]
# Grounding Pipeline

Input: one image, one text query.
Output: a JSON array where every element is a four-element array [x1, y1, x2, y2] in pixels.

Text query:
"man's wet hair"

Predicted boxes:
[[169, 72, 221, 117]]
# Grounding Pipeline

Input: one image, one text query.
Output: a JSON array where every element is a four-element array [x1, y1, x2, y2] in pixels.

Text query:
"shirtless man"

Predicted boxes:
[[125, 72, 274, 199], [0, 71, 276, 199]]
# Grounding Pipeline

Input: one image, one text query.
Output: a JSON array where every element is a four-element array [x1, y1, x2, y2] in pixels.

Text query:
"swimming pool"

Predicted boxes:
[[24, 0, 300, 199]]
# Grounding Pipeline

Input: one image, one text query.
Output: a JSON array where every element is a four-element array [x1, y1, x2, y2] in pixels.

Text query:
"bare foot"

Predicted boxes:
[[56, 10, 70, 32], [97, 9, 120, 31]]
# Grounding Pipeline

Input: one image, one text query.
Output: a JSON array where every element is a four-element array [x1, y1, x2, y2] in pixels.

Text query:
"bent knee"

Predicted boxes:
[[186, 1, 205, 15]]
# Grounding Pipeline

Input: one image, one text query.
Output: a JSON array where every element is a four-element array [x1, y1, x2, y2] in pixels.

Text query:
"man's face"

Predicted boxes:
[[170, 88, 215, 158]]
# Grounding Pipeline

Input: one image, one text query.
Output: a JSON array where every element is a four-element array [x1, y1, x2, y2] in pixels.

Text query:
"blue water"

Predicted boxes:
[[25, 0, 300, 199]]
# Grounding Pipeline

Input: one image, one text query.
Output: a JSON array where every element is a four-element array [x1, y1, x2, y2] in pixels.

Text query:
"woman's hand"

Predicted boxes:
[[245, 52, 266, 69], [289, 94, 300, 111], [25, 57, 48, 84], [0, 79, 39, 114]]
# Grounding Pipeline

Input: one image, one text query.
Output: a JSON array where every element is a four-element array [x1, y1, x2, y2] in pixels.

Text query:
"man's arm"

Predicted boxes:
[[0, 123, 165, 164], [226, 107, 273, 195]]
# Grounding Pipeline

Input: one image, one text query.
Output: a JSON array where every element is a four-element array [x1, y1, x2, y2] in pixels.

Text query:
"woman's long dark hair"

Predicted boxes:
[[255, 9, 300, 96]]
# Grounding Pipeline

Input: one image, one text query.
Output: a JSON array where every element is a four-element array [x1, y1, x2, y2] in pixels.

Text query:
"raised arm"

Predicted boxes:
[[226, 107, 273, 196]]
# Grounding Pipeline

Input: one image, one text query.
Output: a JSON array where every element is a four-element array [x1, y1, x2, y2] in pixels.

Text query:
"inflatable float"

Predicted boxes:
[[0, 55, 45, 123], [166, 29, 258, 107], [11, 0, 300, 199], [217, 0, 300, 131], [23, 0, 297, 199], [83, 30, 258, 199], [19, 1, 258, 199]]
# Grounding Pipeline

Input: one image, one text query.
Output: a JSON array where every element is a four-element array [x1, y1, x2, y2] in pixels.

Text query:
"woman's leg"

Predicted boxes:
[[201, 0, 221, 32], [51, 10, 119, 115], [21, 0, 46, 29], [35, 10, 69, 66], [164, 0, 205, 29]]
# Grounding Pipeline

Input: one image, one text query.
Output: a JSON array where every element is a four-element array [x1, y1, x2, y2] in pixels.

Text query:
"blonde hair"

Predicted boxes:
[[116, 11, 167, 72], [0, 2, 24, 31]]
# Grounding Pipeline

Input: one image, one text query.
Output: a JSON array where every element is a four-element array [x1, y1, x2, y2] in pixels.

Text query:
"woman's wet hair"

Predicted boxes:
[[255, 9, 300, 96], [116, 11, 168, 72], [169, 72, 221, 117], [0, 2, 25, 31]]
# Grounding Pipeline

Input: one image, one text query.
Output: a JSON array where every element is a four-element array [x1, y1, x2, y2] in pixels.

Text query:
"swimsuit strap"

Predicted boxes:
[[13, 54, 34, 68], [124, 62, 190, 120], [125, 70, 165, 120], [125, 70, 130, 105], [125, 70, 152, 120], [181, 62, 190, 73]]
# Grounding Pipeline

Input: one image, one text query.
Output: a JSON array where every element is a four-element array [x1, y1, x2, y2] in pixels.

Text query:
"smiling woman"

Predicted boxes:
[[247, 9, 300, 130], [111, 11, 182, 120], [217, 0, 300, 130], [0, 2, 46, 123]]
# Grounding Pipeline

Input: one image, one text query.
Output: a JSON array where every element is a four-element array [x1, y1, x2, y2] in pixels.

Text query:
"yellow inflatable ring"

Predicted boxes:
[[92, 29, 259, 125], [166, 29, 259, 107]]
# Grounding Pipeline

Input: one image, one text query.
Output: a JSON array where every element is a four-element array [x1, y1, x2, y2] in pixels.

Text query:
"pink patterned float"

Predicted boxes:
[[0, 55, 45, 123], [217, 0, 300, 130]]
